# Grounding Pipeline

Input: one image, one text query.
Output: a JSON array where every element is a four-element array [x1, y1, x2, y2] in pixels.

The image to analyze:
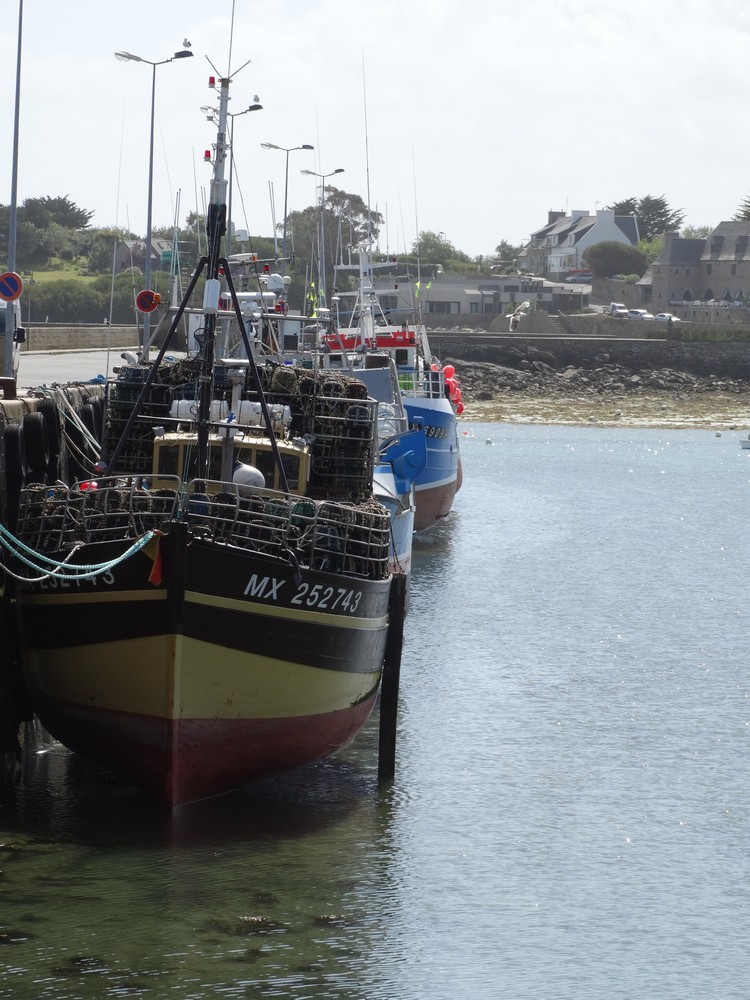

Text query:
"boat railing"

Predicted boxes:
[[15, 479, 183, 552], [184, 480, 391, 580], [15, 477, 391, 581], [397, 369, 446, 400]]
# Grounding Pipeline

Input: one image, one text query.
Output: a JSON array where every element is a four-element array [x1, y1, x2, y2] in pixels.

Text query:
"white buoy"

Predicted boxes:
[[233, 463, 265, 494]]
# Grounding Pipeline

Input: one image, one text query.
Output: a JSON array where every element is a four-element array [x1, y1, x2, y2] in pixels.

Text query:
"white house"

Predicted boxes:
[[520, 208, 640, 278]]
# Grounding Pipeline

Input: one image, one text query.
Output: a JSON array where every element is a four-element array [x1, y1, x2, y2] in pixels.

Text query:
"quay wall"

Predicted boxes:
[[18, 322, 750, 380], [20, 325, 138, 353], [428, 332, 750, 379]]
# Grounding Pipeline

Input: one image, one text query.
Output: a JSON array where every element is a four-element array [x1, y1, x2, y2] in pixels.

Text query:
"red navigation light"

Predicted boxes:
[[218, 266, 225, 276], [208, 76, 216, 87], [204, 149, 212, 161], [263, 263, 270, 273]]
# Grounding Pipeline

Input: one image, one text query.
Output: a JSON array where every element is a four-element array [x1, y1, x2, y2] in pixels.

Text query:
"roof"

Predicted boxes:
[[655, 237, 705, 267], [702, 222, 750, 261], [613, 216, 639, 243]]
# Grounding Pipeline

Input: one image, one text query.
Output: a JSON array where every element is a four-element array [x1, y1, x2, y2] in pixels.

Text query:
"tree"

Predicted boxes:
[[733, 195, 750, 221], [637, 235, 664, 265], [284, 186, 384, 310], [681, 225, 712, 239], [583, 241, 648, 278], [22, 195, 93, 231], [491, 239, 523, 272], [608, 194, 685, 241], [410, 231, 471, 265]]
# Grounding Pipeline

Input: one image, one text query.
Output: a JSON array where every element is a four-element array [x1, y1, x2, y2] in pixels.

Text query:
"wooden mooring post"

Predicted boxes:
[[378, 573, 407, 783]]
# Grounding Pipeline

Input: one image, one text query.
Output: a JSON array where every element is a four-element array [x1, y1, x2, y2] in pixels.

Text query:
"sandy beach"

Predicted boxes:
[[460, 390, 750, 430]]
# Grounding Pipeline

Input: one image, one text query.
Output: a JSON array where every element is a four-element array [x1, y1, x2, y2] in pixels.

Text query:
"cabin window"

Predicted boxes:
[[394, 348, 410, 367], [157, 445, 180, 476], [281, 455, 301, 490], [183, 446, 222, 481]]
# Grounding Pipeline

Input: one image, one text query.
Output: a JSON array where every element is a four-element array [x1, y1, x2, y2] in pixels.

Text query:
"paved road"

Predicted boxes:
[[17, 347, 138, 390]]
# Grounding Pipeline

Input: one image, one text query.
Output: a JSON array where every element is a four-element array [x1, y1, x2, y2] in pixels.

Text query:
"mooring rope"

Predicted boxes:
[[0, 525, 158, 583]]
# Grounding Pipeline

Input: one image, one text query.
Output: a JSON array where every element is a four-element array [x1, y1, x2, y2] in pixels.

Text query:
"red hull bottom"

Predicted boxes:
[[33, 692, 379, 808], [414, 481, 459, 532]]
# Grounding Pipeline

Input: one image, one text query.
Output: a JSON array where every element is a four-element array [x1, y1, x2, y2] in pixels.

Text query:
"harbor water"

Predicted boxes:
[[2, 421, 750, 999]]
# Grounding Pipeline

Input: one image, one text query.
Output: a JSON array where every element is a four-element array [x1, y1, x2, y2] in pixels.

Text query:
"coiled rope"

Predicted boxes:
[[0, 524, 158, 583]]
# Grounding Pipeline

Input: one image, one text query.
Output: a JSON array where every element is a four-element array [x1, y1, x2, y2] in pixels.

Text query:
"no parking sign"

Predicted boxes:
[[0, 271, 23, 302], [136, 289, 161, 313]]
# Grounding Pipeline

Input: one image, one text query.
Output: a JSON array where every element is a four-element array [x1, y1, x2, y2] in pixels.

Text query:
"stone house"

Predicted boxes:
[[645, 222, 750, 321], [518, 208, 640, 279], [113, 238, 175, 273]]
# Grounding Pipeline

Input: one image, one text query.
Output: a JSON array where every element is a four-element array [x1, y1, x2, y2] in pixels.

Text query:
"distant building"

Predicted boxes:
[[370, 269, 588, 321], [114, 238, 175, 273], [518, 208, 640, 279], [639, 222, 750, 323]]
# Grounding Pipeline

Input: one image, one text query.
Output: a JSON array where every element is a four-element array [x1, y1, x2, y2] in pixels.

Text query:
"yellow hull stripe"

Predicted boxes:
[[25, 635, 381, 720]]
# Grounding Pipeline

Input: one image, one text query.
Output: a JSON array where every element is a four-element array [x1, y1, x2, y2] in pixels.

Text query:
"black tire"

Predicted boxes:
[[3, 423, 25, 530], [3, 423, 26, 486], [80, 403, 100, 445], [23, 411, 50, 477], [38, 398, 62, 457]]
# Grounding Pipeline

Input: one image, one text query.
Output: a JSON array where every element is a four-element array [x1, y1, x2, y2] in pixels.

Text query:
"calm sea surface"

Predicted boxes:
[[2, 422, 750, 999]]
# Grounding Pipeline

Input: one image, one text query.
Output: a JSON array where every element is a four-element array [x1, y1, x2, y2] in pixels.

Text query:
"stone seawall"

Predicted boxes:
[[21, 325, 138, 352], [428, 332, 750, 379], [20, 323, 750, 380]]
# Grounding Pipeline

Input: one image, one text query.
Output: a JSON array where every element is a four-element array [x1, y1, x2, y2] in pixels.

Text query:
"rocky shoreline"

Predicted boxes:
[[450, 353, 750, 429]]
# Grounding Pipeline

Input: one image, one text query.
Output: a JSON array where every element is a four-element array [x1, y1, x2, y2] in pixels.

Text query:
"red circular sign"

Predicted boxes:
[[136, 289, 161, 313], [0, 271, 23, 302]]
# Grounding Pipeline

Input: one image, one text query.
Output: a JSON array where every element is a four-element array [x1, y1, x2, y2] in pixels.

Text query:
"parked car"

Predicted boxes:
[[627, 309, 655, 321], [565, 272, 592, 283], [608, 302, 628, 318], [654, 312, 681, 323]]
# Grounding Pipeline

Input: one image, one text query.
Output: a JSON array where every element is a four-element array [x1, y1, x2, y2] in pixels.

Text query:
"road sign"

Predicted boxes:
[[136, 289, 161, 313], [0, 271, 23, 302]]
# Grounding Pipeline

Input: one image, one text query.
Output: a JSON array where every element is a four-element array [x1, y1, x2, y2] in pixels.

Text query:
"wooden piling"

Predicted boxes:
[[378, 572, 407, 783]]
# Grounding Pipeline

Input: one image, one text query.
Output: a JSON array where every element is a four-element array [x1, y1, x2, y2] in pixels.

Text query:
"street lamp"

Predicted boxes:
[[203, 103, 263, 254], [300, 167, 345, 309], [260, 142, 314, 271], [115, 43, 193, 354]]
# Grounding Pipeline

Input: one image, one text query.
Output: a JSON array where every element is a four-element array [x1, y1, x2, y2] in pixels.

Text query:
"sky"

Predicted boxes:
[[2, 0, 750, 260]]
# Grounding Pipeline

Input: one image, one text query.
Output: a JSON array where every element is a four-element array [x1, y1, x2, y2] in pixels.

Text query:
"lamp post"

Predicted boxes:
[[260, 142, 314, 271], [300, 167, 345, 309], [115, 44, 193, 355]]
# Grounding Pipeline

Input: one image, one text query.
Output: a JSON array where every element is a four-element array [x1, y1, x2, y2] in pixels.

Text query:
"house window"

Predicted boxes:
[[426, 301, 459, 315], [731, 264, 737, 275], [706, 264, 712, 274], [469, 302, 479, 314]]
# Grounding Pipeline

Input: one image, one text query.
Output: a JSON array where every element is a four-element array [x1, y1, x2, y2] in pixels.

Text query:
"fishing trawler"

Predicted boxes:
[[325, 249, 462, 532], [7, 71, 397, 808]]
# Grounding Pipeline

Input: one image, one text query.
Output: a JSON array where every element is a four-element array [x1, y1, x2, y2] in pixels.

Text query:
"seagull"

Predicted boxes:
[[183, 38, 192, 49]]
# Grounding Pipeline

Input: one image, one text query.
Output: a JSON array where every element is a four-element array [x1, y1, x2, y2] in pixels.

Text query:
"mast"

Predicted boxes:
[[196, 74, 230, 482]]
